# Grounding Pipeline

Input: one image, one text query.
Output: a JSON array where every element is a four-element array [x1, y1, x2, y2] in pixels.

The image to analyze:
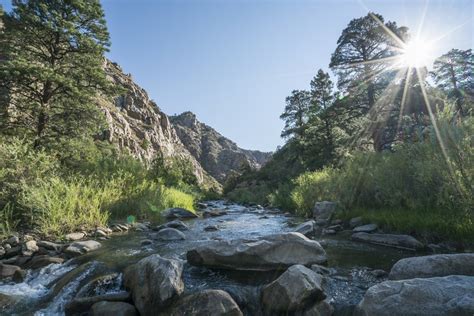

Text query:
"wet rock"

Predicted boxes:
[[154, 228, 186, 241], [65, 292, 131, 316], [162, 207, 198, 220], [353, 224, 378, 233], [12, 269, 26, 283], [65, 240, 102, 256], [0, 263, 21, 278], [355, 275, 474, 316], [327, 224, 343, 231], [140, 239, 152, 246], [91, 301, 138, 316], [203, 209, 228, 218], [313, 201, 336, 220], [0, 293, 17, 309], [349, 216, 363, 228], [187, 232, 327, 271], [197, 202, 208, 209], [162, 289, 242, 316], [261, 265, 326, 313], [294, 299, 334, 316], [95, 229, 108, 238], [133, 222, 149, 231], [315, 219, 329, 227], [124, 254, 184, 315], [204, 225, 219, 232], [24, 255, 64, 269], [76, 273, 122, 298], [6, 236, 19, 246], [163, 220, 189, 231], [294, 221, 315, 236], [5, 246, 21, 258], [65, 232, 85, 241], [369, 269, 388, 278], [37, 240, 63, 252], [389, 253, 474, 280], [351, 232, 424, 250]]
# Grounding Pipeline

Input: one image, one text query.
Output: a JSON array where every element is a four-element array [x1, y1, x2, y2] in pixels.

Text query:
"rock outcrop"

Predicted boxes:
[[355, 275, 474, 316], [187, 232, 327, 270], [170, 111, 272, 182]]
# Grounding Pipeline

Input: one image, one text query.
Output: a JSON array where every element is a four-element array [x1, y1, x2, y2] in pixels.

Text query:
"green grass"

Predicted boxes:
[[338, 208, 474, 242]]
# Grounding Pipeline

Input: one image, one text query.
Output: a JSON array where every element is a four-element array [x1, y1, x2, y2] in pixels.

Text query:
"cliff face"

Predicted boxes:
[[99, 61, 218, 187], [170, 112, 272, 183]]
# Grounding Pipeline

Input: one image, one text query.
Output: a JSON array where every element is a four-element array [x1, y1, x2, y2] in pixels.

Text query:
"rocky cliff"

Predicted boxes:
[[99, 60, 218, 187], [170, 112, 272, 183]]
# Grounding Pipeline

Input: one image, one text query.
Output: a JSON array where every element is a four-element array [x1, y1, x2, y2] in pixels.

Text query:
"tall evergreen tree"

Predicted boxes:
[[329, 12, 408, 151], [0, 0, 114, 149], [431, 48, 473, 115], [280, 89, 311, 140]]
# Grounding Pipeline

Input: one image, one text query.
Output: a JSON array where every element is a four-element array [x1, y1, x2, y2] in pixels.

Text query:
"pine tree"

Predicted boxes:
[[0, 0, 114, 149], [431, 48, 473, 115], [280, 89, 311, 140]]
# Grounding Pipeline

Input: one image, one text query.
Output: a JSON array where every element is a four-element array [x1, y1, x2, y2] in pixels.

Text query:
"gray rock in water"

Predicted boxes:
[[262, 265, 326, 313], [352, 224, 378, 233], [123, 254, 184, 315], [355, 275, 474, 316], [65, 292, 131, 316], [164, 220, 189, 231], [0, 263, 21, 278], [140, 239, 152, 246], [203, 209, 228, 218], [154, 228, 186, 241], [91, 301, 138, 316], [65, 240, 102, 256], [162, 207, 197, 220], [204, 225, 219, 232], [24, 255, 64, 269], [187, 232, 327, 271], [294, 221, 315, 236], [65, 232, 85, 241], [351, 232, 424, 250], [37, 240, 63, 252], [161, 289, 243, 316], [389, 253, 474, 280], [313, 201, 337, 220]]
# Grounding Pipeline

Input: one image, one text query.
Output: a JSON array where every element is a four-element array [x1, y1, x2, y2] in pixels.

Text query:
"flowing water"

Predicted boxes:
[[0, 201, 421, 315]]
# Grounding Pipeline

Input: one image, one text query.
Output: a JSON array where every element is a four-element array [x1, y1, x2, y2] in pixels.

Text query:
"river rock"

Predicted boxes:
[[313, 201, 337, 220], [154, 228, 186, 241], [351, 232, 424, 250], [24, 255, 64, 269], [94, 229, 108, 238], [294, 299, 334, 316], [349, 216, 363, 228], [65, 240, 102, 256], [65, 232, 85, 241], [12, 269, 26, 283], [162, 289, 242, 316], [355, 275, 474, 316], [65, 292, 131, 316], [389, 253, 474, 280], [203, 209, 228, 217], [22, 240, 39, 256], [91, 301, 138, 316], [140, 239, 152, 246], [187, 232, 327, 270], [353, 224, 378, 233], [262, 265, 326, 313], [37, 240, 63, 252], [6, 236, 19, 246], [163, 220, 189, 231], [294, 221, 315, 236], [123, 254, 184, 315], [0, 263, 21, 278], [162, 207, 197, 220], [204, 225, 219, 232]]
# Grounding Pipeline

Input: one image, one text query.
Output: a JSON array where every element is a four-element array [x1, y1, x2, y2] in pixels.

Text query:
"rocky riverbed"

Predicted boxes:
[[0, 201, 473, 315]]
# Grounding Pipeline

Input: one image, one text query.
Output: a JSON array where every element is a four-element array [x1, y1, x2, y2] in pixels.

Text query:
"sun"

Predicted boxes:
[[400, 38, 433, 68]]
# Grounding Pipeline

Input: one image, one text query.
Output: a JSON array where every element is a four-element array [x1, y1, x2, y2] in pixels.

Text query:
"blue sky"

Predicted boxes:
[[2, 0, 472, 151]]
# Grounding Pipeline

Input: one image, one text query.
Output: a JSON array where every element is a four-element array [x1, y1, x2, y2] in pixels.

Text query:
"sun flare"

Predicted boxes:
[[400, 38, 433, 68]]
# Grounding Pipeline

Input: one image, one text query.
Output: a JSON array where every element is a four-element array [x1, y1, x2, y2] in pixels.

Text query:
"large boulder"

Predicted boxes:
[[389, 253, 474, 280], [161, 208, 197, 220], [123, 254, 184, 315], [65, 240, 102, 256], [153, 228, 186, 241], [351, 232, 424, 250], [91, 301, 138, 316], [162, 289, 243, 316], [355, 275, 474, 316], [187, 232, 327, 271], [261, 265, 326, 313], [293, 221, 315, 236], [312, 201, 336, 220]]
